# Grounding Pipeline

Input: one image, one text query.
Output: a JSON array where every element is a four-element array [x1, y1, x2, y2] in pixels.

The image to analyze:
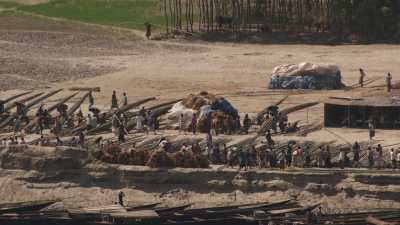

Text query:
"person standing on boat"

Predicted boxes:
[[118, 191, 125, 206]]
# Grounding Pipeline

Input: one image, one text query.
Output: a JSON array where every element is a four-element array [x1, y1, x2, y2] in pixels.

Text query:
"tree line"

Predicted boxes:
[[161, 0, 400, 40]]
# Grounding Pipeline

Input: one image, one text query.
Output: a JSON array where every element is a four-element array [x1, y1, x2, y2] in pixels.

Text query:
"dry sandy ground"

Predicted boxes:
[[1, 13, 400, 209], [1, 13, 399, 144]]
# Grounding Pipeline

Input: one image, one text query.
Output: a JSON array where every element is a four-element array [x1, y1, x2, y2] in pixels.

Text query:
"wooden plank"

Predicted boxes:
[[66, 92, 91, 117], [1, 91, 33, 104], [47, 92, 79, 112], [4, 92, 44, 112], [111, 210, 159, 219], [68, 87, 101, 92], [25, 89, 63, 109], [328, 97, 363, 101]]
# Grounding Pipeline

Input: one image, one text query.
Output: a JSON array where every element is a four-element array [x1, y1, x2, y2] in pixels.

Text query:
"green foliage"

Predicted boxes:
[[17, 0, 165, 30], [0, 1, 20, 8]]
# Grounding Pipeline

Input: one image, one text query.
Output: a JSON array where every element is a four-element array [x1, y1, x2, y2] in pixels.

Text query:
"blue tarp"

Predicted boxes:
[[268, 74, 342, 90], [211, 99, 239, 118]]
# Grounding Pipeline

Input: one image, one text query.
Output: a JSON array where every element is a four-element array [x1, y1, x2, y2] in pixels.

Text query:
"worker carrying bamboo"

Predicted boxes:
[[359, 68, 366, 87], [145, 22, 152, 40], [111, 90, 118, 109], [385, 72, 392, 92]]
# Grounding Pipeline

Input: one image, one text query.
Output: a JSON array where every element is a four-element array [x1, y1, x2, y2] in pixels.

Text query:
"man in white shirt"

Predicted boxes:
[[390, 148, 396, 169]]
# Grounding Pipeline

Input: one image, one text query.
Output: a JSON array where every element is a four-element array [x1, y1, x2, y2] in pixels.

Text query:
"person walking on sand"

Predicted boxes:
[[122, 92, 128, 106], [145, 22, 152, 40], [368, 120, 375, 140], [359, 68, 366, 87], [111, 90, 118, 109], [385, 72, 392, 92]]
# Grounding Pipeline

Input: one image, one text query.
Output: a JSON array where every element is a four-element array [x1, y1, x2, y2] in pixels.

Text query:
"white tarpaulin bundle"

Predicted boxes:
[[166, 102, 196, 127], [271, 62, 340, 77]]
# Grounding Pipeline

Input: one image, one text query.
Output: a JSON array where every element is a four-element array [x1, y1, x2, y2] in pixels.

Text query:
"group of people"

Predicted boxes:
[[359, 68, 393, 92], [166, 130, 400, 170], [176, 113, 252, 136]]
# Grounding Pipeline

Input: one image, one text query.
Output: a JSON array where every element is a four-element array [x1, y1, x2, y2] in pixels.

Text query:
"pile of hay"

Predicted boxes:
[[182, 91, 218, 110]]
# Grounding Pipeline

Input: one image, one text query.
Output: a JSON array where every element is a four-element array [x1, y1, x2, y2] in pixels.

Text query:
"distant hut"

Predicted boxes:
[[324, 94, 400, 129]]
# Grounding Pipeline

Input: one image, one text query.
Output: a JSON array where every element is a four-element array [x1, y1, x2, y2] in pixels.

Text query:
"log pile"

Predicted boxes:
[[297, 121, 324, 136]]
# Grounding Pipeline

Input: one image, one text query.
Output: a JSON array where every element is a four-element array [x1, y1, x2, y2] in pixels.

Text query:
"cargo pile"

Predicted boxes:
[[268, 62, 345, 90], [168, 92, 239, 133]]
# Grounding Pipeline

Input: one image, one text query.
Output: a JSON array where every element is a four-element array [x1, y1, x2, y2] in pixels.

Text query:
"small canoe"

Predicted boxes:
[[155, 204, 192, 215], [0, 200, 58, 214]]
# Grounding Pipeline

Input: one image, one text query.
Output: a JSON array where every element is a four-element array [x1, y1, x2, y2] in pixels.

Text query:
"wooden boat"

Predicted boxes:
[[127, 202, 161, 211], [161, 200, 292, 222], [174, 199, 292, 217], [162, 217, 249, 225], [267, 203, 321, 216], [0, 200, 58, 214], [155, 204, 192, 215]]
